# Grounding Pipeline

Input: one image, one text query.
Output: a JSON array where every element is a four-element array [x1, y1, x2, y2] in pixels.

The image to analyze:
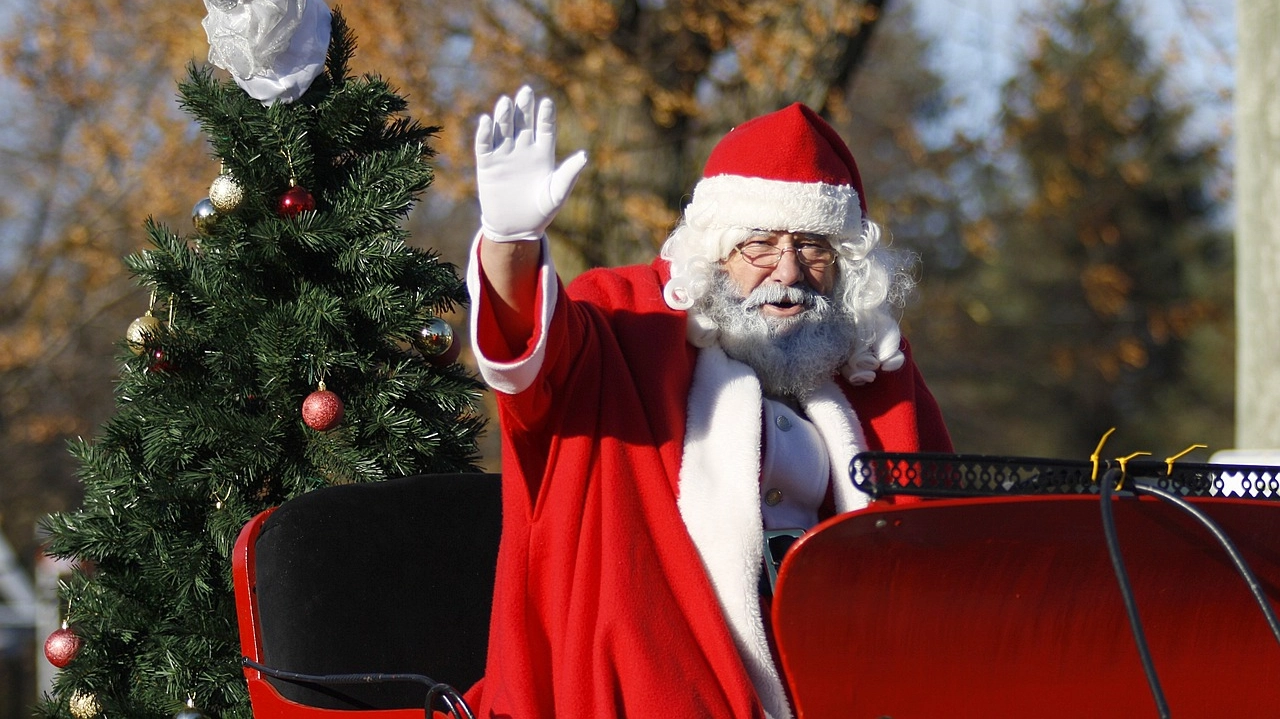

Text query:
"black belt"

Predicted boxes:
[[760, 528, 805, 597]]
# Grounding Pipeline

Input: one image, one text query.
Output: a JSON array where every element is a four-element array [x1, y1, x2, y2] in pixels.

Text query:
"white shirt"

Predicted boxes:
[[760, 397, 831, 531]]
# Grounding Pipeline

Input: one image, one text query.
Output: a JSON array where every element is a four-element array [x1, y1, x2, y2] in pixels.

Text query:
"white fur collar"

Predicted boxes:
[[677, 346, 869, 719]]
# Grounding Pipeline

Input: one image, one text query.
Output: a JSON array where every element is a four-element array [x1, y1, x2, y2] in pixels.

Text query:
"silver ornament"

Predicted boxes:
[[174, 698, 211, 719], [209, 174, 245, 213], [413, 318, 454, 357], [192, 198, 219, 233]]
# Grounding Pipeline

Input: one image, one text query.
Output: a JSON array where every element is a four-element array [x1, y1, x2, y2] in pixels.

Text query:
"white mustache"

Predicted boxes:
[[742, 283, 820, 310]]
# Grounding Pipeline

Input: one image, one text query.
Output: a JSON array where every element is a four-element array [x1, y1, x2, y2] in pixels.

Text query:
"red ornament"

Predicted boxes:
[[44, 624, 81, 668], [148, 347, 174, 372], [277, 184, 316, 218], [302, 384, 344, 431]]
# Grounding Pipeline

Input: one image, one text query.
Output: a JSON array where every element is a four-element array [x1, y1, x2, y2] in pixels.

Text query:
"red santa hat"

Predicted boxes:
[[682, 102, 867, 258]]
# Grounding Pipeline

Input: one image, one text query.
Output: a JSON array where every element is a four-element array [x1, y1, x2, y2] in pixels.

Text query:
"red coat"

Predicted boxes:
[[464, 250, 952, 718]]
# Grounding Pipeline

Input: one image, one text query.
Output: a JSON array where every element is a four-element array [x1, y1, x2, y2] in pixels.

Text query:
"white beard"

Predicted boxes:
[[698, 272, 859, 400]]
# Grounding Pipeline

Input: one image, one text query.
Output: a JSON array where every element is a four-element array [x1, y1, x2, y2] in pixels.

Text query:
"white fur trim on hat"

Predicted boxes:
[[683, 174, 862, 258]]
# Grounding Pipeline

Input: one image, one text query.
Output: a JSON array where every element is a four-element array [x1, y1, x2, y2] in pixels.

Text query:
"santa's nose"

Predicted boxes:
[[767, 248, 804, 285]]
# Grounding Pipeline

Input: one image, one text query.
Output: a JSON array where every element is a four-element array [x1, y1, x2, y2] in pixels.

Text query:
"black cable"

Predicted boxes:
[[1099, 468, 1171, 719], [1134, 478, 1280, 647], [241, 657, 475, 719]]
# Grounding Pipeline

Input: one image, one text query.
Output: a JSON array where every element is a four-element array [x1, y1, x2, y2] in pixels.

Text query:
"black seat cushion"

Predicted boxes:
[[252, 472, 502, 709]]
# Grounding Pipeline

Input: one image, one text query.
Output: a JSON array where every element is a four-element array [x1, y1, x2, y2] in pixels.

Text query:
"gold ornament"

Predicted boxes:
[[413, 318, 454, 358], [192, 198, 219, 234], [69, 689, 102, 719], [209, 173, 245, 213], [126, 312, 163, 355]]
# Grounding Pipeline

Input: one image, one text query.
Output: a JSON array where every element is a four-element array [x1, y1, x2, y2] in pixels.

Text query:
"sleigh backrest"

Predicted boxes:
[[232, 472, 502, 714]]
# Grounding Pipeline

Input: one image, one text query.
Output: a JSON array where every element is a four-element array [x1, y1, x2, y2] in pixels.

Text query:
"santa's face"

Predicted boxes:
[[722, 231, 837, 318]]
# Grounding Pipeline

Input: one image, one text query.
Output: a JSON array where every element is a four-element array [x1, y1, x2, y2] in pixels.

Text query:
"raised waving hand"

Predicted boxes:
[[475, 86, 588, 242]]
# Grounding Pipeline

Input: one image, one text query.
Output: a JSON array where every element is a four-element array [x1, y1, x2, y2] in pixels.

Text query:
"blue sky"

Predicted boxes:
[[912, 0, 1236, 143]]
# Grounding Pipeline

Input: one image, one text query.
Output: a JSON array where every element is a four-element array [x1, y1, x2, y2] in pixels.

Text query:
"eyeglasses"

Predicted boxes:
[[732, 233, 838, 270]]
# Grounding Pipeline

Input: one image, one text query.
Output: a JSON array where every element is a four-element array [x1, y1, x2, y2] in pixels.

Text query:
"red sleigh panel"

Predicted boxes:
[[772, 494, 1280, 719]]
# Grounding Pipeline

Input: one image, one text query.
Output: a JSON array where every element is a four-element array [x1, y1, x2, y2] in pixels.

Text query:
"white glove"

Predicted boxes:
[[475, 86, 588, 242]]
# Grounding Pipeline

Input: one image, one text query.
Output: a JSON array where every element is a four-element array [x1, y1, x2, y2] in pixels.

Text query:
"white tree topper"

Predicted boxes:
[[201, 0, 332, 105]]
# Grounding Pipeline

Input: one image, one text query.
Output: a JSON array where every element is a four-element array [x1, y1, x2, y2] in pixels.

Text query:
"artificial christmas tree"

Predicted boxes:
[[35, 3, 484, 717]]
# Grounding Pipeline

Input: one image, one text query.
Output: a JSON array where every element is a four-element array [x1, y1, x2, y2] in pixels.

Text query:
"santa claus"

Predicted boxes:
[[464, 86, 952, 719]]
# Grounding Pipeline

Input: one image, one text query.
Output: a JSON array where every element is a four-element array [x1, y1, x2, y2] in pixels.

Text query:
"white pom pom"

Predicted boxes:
[[685, 310, 719, 348]]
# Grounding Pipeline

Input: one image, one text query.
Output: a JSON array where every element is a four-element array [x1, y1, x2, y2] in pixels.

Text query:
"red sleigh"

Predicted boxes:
[[232, 455, 1280, 718]]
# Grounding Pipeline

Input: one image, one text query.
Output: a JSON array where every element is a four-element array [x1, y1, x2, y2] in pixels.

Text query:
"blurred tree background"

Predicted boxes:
[[909, 0, 1234, 456], [0, 0, 1234, 711]]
